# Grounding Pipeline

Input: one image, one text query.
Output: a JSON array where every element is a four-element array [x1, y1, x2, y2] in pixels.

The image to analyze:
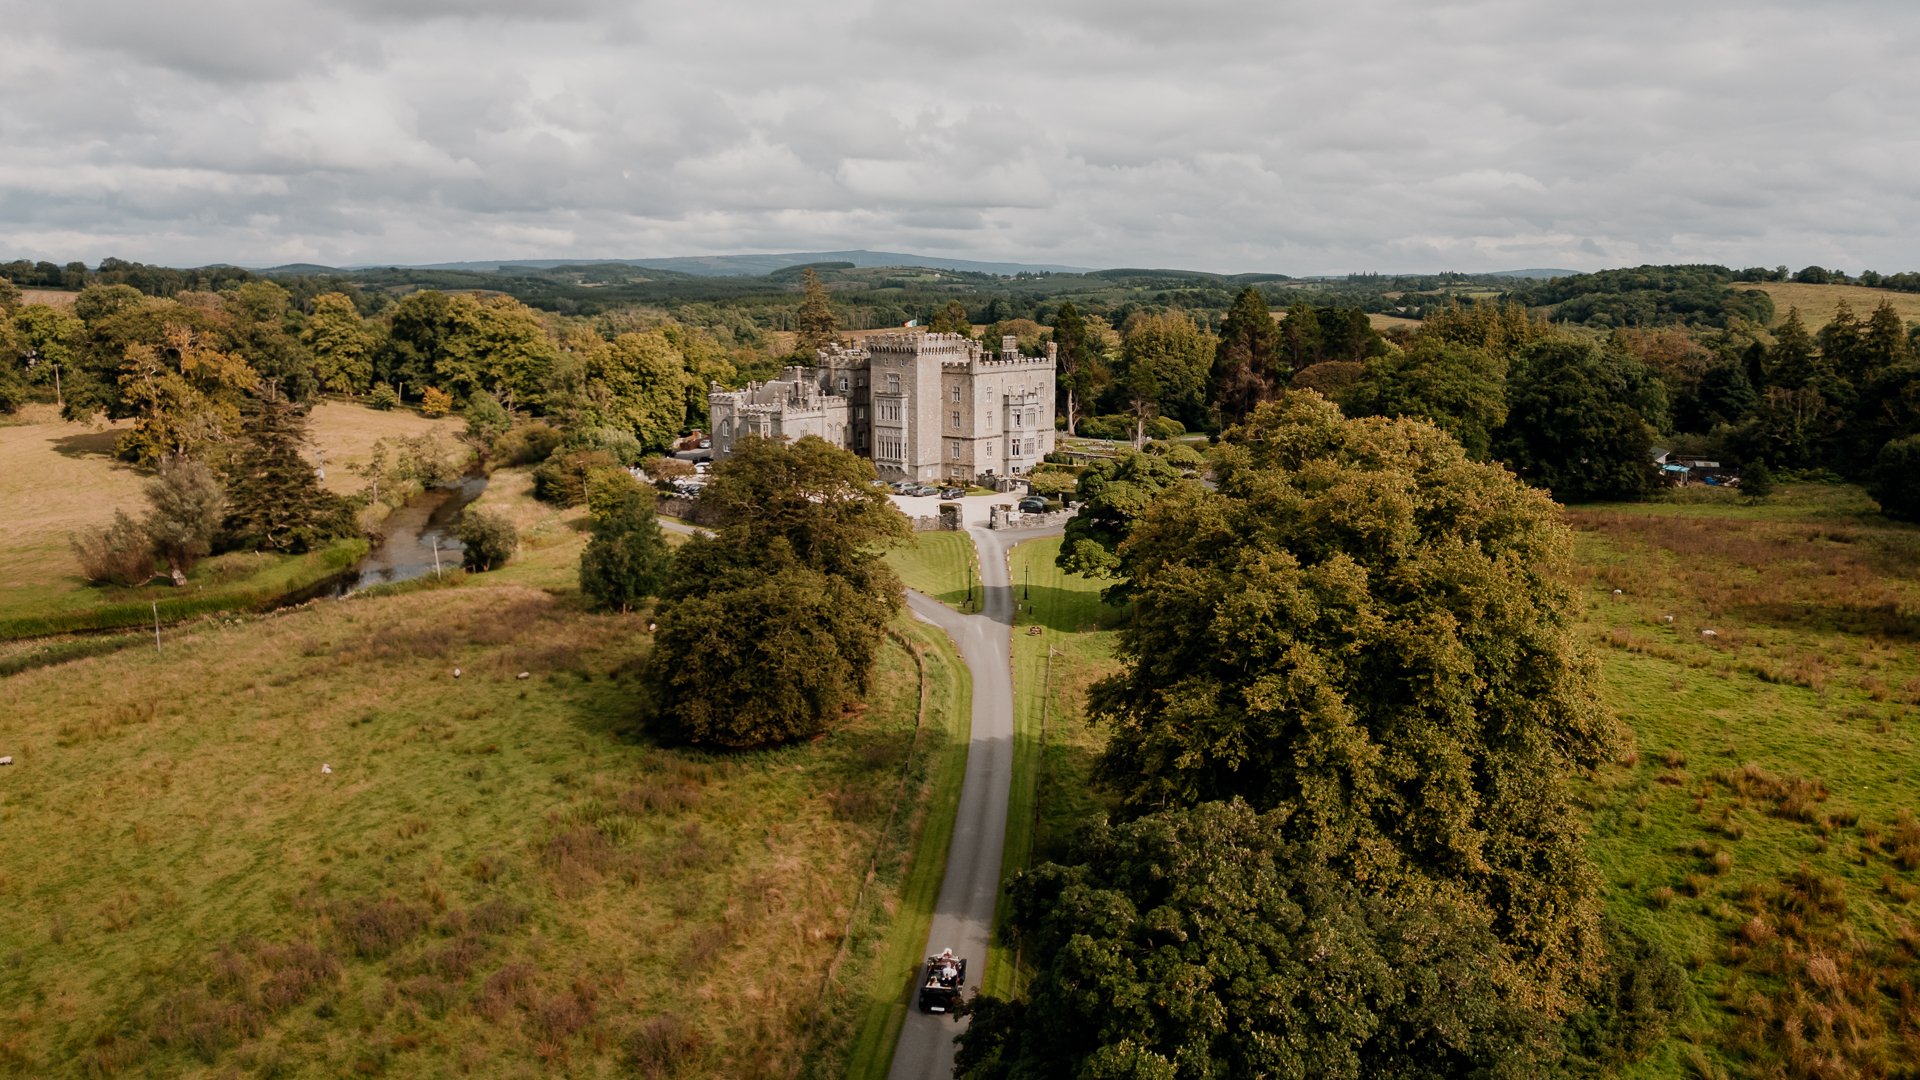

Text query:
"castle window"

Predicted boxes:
[[1015, 411, 1023, 427], [719, 419, 732, 438], [887, 375, 900, 394], [951, 386, 961, 403], [839, 377, 848, 392], [951, 441, 961, 459], [951, 411, 960, 429]]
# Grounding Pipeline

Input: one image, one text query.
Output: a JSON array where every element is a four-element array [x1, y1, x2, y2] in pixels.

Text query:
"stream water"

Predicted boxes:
[[297, 474, 491, 600]]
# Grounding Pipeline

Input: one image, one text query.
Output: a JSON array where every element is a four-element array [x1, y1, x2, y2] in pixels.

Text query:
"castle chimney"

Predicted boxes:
[[1002, 334, 1019, 357]]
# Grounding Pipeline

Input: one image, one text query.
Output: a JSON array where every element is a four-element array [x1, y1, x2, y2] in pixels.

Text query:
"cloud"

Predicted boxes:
[[0, 0, 1916, 273]]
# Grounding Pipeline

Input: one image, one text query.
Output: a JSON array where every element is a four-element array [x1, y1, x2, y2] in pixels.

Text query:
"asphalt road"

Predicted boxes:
[[886, 521, 1064, 1080]]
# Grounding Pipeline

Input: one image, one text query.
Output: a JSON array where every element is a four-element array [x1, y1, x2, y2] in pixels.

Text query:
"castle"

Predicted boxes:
[[708, 333, 1057, 483]]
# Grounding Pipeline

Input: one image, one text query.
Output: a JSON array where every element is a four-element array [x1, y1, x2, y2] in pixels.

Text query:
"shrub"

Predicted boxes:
[[143, 459, 224, 585], [456, 507, 517, 572], [462, 395, 511, 448], [1742, 458, 1777, 500], [420, 387, 453, 416], [367, 382, 399, 410], [1869, 436, 1920, 521], [492, 422, 564, 467], [1144, 415, 1186, 440], [585, 466, 647, 522], [71, 509, 156, 586], [573, 426, 648, 466], [532, 449, 616, 506], [628, 1014, 702, 1078]]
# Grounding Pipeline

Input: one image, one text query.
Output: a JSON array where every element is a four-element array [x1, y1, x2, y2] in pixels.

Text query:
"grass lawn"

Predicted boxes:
[[0, 401, 461, 630], [0, 579, 967, 1080], [882, 532, 979, 610], [982, 537, 1126, 999]]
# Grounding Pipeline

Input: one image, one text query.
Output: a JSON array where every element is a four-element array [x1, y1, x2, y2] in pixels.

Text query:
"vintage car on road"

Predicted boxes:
[[917, 950, 967, 1013]]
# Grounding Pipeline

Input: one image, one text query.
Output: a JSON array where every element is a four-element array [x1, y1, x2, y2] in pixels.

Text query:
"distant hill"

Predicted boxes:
[[1487, 268, 1581, 279], [296, 250, 1099, 278]]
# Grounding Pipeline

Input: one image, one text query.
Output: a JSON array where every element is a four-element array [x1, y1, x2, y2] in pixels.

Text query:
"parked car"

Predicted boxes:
[[890, 481, 916, 494], [912, 485, 941, 497], [938, 487, 964, 500], [1018, 497, 1048, 514]]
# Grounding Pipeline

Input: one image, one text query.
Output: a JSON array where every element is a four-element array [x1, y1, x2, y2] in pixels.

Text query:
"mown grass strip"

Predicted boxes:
[[841, 619, 974, 1080], [884, 532, 980, 611]]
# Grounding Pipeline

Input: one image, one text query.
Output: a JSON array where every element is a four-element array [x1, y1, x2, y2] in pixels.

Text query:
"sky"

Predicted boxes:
[[0, 0, 1916, 276]]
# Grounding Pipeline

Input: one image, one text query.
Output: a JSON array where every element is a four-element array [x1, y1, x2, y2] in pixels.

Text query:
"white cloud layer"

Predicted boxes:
[[1, 0, 1916, 273]]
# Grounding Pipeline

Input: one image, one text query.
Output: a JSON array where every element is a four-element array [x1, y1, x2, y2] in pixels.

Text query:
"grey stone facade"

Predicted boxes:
[[708, 332, 1056, 483]]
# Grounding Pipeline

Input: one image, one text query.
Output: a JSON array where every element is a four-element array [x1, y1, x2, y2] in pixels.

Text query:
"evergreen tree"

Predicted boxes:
[[1278, 298, 1321, 373], [1869, 436, 1920, 521], [1495, 337, 1666, 502], [1819, 299, 1865, 382], [1051, 301, 1095, 435], [1742, 457, 1777, 500], [1211, 287, 1280, 425], [1693, 360, 1761, 427], [1769, 307, 1820, 388], [222, 398, 351, 552], [580, 487, 673, 612], [795, 268, 839, 354], [1862, 300, 1915, 373]]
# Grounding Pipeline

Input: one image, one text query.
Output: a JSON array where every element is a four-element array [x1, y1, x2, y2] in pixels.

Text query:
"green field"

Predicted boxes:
[[883, 532, 980, 610], [0, 460, 976, 1080]]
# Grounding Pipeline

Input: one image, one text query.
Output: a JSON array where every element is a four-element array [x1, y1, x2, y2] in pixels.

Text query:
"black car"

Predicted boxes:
[[918, 952, 967, 1013], [1017, 497, 1048, 514], [938, 487, 965, 500]]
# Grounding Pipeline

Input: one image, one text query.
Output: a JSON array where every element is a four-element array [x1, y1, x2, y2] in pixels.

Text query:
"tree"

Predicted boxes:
[[1211, 287, 1281, 425], [794, 268, 838, 354], [1742, 457, 1778, 501], [143, 458, 224, 585], [434, 293, 560, 410], [1277, 298, 1321, 374], [1768, 307, 1820, 389], [642, 434, 908, 747], [929, 300, 972, 336], [1338, 339, 1508, 459], [224, 281, 314, 401], [13, 303, 84, 406], [1861, 299, 1914, 374], [955, 801, 1549, 1080], [1090, 394, 1619, 1011], [1494, 337, 1665, 502], [115, 325, 258, 467], [1121, 312, 1214, 433], [1055, 448, 1196, 599], [70, 509, 155, 586], [1688, 361, 1760, 428], [222, 399, 351, 553], [383, 289, 454, 393], [1050, 301, 1096, 435], [302, 292, 376, 394], [455, 507, 517, 571], [579, 487, 673, 612], [1867, 438, 1920, 520], [588, 331, 689, 452]]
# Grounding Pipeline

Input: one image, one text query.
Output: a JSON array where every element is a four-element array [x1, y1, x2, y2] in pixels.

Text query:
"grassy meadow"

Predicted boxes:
[[0, 581, 970, 1080], [1566, 484, 1920, 1078], [0, 401, 460, 634], [1730, 281, 1920, 330]]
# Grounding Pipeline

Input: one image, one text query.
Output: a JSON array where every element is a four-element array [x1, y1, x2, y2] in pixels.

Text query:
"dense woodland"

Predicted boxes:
[[7, 257, 1920, 516]]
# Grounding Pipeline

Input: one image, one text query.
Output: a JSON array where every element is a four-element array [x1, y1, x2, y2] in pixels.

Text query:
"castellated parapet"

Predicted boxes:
[[709, 332, 1056, 483]]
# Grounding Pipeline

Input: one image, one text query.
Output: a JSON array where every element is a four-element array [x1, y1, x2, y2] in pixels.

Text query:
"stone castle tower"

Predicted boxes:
[[708, 332, 1056, 483]]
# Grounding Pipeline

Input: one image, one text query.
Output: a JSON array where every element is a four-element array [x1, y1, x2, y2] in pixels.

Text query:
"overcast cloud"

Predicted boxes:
[[0, 0, 1915, 274]]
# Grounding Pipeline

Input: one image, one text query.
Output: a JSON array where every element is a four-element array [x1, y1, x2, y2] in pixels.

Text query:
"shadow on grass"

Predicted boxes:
[[49, 427, 130, 460], [1012, 582, 1127, 634]]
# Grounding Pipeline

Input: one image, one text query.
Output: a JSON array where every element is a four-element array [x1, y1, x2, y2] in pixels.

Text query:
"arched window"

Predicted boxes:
[[718, 419, 732, 438]]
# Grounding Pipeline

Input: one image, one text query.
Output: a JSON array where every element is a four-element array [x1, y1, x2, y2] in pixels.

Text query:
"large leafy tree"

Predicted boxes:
[[382, 289, 454, 396], [1211, 287, 1280, 425], [1056, 447, 1198, 600], [1338, 339, 1508, 459], [224, 281, 314, 401], [116, 325, 258, 466], [1090, 394, 1619, 1011], [956, 801, 1545, 1080], [642, 434, 908, 747], [301, 292, 376, 395], [1120, 312, 1215, 432], [1494, 337, 1665, 502], [143, 459, 225, 586], [587, 330, 689, 452], [435, 293, 561, 410], [12, 302, 84, 404]]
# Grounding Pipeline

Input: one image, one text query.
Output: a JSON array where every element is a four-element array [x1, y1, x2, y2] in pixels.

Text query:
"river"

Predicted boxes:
[[304, 474, 490, 599]]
